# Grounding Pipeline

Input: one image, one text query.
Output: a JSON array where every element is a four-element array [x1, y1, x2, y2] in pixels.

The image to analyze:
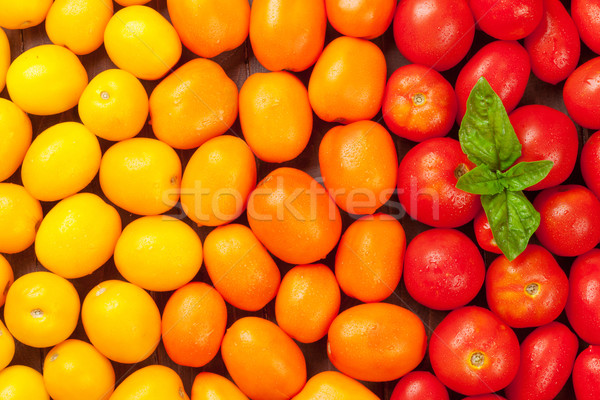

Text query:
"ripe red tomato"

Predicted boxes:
[[572, 0, 600, 55], [508, 105, 578, 191], [566, 249, 600, 345], [581, 130, 600, 199], [505, 322, 579, 400], [573, 345, 600, 400], [429, 306, 520, 396], [468, 0, 543, 40], [462, 396, 507, 400], [473, 209, 501, 254], [382, 64, 457, 142], [393, 0, 475, 71], [390, 371, 449, 400], [534, 185, 600, 257], [455, 41, 530, 123], [404, 229, 485, 310], [397, 138, 480, 228], [563, 57, 600, 129], [524, 0, 580, 84]]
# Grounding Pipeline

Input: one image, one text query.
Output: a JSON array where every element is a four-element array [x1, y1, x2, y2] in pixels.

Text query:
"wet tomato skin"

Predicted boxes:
[[473, 209, 501, 254], [572, 0, 600, 55], [390, 371, 449, 400], [455, 41, 530, 123], [566, 249, 600, 345], [505, 322, 579, 400], [573, 345, 600, 400], [469, 0, 543, 40], [563, 57, 600, 129], [581, 130, 600, 199]]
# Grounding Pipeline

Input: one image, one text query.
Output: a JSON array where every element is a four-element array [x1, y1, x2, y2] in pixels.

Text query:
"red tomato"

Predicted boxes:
[[581, 130, 600, 199], [397, 137, 481, 228], [382, 64, 457, 142], [404, 229, 485, 310], [462, 396, 507, 400], [393, 0, 475, 71], [505, 322, 579, 400], [486, 245, 568, 329], [573, 345, 600, 400], [390, 371, 449, 400], [534, 185, 600, 257], [563, 57, 600, 129], [508, 105, 578, 191], [572, 0, 600, 55], [523, 0, 580, 84], [473, 209, 501, 254], [429, 306, 520, 396], [468, 0, 543, 40], [566, 249, 600, 345], [455, 41, 530, 123]]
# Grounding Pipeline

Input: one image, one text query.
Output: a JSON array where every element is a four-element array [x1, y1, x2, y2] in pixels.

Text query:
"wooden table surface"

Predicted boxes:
[[1, 0, 595, 399]]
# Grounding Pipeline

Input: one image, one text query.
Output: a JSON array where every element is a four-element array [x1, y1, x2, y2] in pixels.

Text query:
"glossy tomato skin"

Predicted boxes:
[[534, 185, 600, 257], [393, 0, 475, 71], [505, 322, 579, 400], [404, 229, 485, 310], [382, 64, 457, 142], [563, 57, 600, 129], [486, 245, 568, 329], [581, 130, 600, 199], [462, 396, 507, 400], [473, 209, 501, 254], [469, 0, 543, 40], [455, 41, 530, 123], [390, 371, 449, 400], [509, 105, 578, 191], [573, 345, 600, 400], [572, 0, 600, 55], [566, 249, 600, 345], [429, 306, 520, 396], [524, 0, 580, 84], [397, 137, 481, 228]]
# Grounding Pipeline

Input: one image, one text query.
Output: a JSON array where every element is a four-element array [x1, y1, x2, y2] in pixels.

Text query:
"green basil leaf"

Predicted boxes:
[[497, 160, 554, 191], [459, 77, 522, 171], [482, 189, 540, 261], [456, 165, 504, 195]]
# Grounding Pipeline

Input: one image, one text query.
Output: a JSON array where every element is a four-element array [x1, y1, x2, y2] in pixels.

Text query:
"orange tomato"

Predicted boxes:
[[325, 0, 396, 39], [308, 36, 387, 123], [275, 264, 340, 343], [249, 0, 326, 72], [335, 213, 406, 302], [239, 71, 313, 163], [327, 302, 427, 382], [319, 120, 398, 214], [162, 282, 227, 368], [203, 224, 280, 311], [292, 371, 381, 400], [167, 0, 250, 58], [191, 372, 248, 400], [247, 167, 342, 265], [221, 317, 306, 400]]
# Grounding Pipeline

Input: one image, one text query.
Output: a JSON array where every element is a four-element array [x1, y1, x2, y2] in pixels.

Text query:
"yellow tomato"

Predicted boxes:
[[110, 365, 189, 400], [191, 372, 249, 400], [0, 99, 32, 182], [292, 371, 381, 400], [0, 255, 14, 307], [21, 122, 101, 202], [99, 137, 181, 216], [35, 193, 122, 279], [43, 339, 115, 400], [4, 271, 80, 348], [82, 280, 161, 364], [78, 69, 149, 141], [45, 0, 114, 55], [0, 320, 15, 371], [0, 183, 43, 254], [6, 45, 88, 115], [0, 365, 49, 400], [115, 0, 150, 5], [0, 28, 9, 92], [0, 0, 53, 29], [104, 6, 182, 80]]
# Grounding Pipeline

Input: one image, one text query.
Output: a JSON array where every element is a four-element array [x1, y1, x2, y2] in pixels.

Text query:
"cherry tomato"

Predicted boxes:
[[509, 105, 578, 191], [455, 40, 530, 123], [382, 64, 457, 142], [566, 249, 600, 345], [429, 306, 520, 396], [397, 137, 481, 228], [404, 229, 485, 310], [390, 371, 449, 400], [473, 209, 501, 254], [393, 0, 475, 71], [572, 0, 600, 55], [563, 57, 600, 129], [534, 185, 600, 257], [468, 0, 543, 40], [581, 130, 600, 199], [573, 345, 600, 400]]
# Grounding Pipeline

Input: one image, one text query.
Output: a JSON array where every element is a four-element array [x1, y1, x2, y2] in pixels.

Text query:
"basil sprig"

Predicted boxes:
[[456, 77, 553, 261]]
